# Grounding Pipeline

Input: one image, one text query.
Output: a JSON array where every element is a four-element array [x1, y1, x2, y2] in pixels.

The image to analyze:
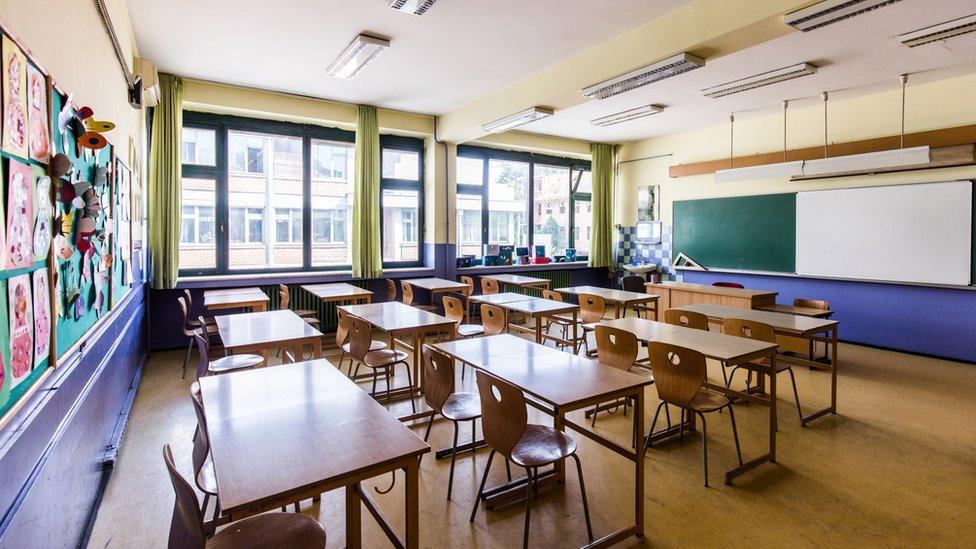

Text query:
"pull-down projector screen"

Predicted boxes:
[[795, 181, 972, 286]]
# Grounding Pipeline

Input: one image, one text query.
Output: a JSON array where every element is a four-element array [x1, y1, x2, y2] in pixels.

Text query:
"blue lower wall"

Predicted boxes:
[[681, 271, 976, 363]]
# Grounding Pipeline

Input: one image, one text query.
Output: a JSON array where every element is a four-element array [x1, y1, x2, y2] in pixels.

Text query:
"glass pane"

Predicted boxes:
[[228, 130, 303, 269], [180, 128, 216, 166], [382, 148, 420, 180], [456, 193, 482, 258], [574, 198, 592, 256], [311, 139, 354, 266], [457, 156, 484, 186], [382, 189, 419, 263], [488, 159, 528, 247], [533, 165, 569, 256], [574, 169, 592, 193], [179, 178, 217, 269]]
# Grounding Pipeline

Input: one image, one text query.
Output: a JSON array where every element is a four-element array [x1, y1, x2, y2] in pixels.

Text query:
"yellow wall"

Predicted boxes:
[[617, 72, 976, 227]]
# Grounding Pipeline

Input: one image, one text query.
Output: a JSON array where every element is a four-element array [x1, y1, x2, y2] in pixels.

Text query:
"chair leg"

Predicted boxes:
[[447, 421, 460, 500], [522, 467, 534, 549], [787, 367, 804, 422], [470, 449, 496, 522], [182, 339, 193, 379], [505, 458, 512, 481], [212, 498, 221, 525], [727, 404, 743, 466], [570, 453, 594, 541], [698, 412, 709, 487], [403, 362, 417, 413], [352, 361, 361, 379], [337, 349, 347, 375], [460, 361, 466, 381], [385, 367, 393, 403], [678, 409, 685, 442], [371, 370, 378, 396], [645, 400, 665, 451], [201, 493, 211, 534], [590, 405, 599, 428]]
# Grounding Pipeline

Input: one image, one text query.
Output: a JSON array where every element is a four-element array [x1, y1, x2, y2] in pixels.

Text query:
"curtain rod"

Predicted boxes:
[[615, 153, 673, 174]]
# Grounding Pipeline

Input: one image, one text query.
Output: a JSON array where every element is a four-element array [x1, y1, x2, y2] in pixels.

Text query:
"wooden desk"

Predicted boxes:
[[556, 286, 660, 320], [204, 287, 270, 311], [596, 317, 779, 484], [497, 297, 580, 349], [469, 292, 535, 305], [758, 303, 834, 318], [481, 273, 550, 293], [644, 281, 776, 311], [301, 282, 373, 305], [403, 277, 470, 310], [433, 334, 651, 547], [200, 360, 429, 548], [758, 303, 834, 361], [214, 310, 323, 364], [673, 303, 840, 426]]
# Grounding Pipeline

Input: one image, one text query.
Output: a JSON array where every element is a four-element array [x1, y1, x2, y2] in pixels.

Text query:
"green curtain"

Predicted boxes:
[[352, 105, 383, 278], [148, 74, 183, 289], [589, 143, 615, 268]]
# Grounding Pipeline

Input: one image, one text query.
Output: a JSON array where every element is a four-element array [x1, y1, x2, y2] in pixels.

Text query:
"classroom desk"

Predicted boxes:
[[468, 292, 535, 306], [758, 303, 835, 361], [481, 273, 551, 293], [301, 282, 373, 305], [433, 334, 652, 547], [495, 297, 580, 349], [200, 360, 429, 548], [673, 303, 839, 426], [644, 281, 776, 311], [204, 287, 270, 311], [215, 310, 323, 364], [556, 285, 660, 320], [596, 316, 780, 484], [403, 277, 470, 310]]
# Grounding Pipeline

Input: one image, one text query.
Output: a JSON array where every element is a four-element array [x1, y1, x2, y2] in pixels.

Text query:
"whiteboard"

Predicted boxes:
[[796, 181, 972, 285]]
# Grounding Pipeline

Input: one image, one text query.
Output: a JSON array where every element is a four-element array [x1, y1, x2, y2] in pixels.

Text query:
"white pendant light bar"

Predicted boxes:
[[591, 104, 664, 127], [581, 52, 705, 100], [327, 34, 390, 80], [714, 161, 805, 183], [786, 0, 903, 32], [898, 14, 976, 48], [481, 107, 554, 133], [389, 0, 439, 16], [702, 63, 817, 98], [798, 146, 931, 178]]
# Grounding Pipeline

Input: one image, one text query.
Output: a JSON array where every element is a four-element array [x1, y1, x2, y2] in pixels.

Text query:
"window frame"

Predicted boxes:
[[379, 134, 425, 268]]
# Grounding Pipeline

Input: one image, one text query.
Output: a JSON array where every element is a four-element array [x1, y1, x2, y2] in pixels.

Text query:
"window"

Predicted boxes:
[[456, 193, 482, 258], [381, 189, 420, 263], [488, 159, 529, 247], [311, 139, 353, 266], [380, 136, 424, 266], [178, 178, 217, 269], [572, 169, 592, 255], [275, 208, 302, 243], [181, 128, 216, 166], [382, 149, 420, 180], [533, 165, 569, 256]]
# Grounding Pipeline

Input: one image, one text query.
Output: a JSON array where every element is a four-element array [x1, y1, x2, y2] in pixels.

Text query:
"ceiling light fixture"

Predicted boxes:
[[581, 52, 705, 100], [389, 0, 439, 16], [327, 34, 390, 80], [714, 101, 805, 182], [591, 104, 664, 127], [702, 63, 817, 98], [785, 0, 903, 32], [898, 13, 976, 47], [482, 107, 554, 133]]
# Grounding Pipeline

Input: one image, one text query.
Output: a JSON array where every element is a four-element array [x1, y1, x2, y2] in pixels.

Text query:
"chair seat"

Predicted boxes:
[[457, 324, 484, 337], [363, 349, 410, 369], [293, 309, 318, 318], [549, 313, 575, 326], [342, 340, 388, 354], [190, 315, 218, 328], [303, 317, 321, 327], [689, 389, 731, 413], [442, 392, 481, 421], [510, 424, 577, 468], [209, 354, 263, 374], [581, 322, 600, 332], [209, 512, 326, 549], [196, 458, 218, 495]]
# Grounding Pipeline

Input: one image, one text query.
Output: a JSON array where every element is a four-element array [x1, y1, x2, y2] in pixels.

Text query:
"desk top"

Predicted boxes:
[[597, 317, 777, 363], [434, 334, 651, 409], [499, 297, 578, 316], [469, 292, 535, 305], [482, 273, 548, 286], [339, 301, 455, 333], [204, 288, 270, 308], [301, 283, 372, 301], [675, 303, 838, 335], [402, 277, 469, 292], [758, 303, 834, 318], [556, 286, 659, 304], [645, 281, 777, 299], [204, 287, 262, 296], [200, 360, 429, 515], [215, 310, 322, 349]]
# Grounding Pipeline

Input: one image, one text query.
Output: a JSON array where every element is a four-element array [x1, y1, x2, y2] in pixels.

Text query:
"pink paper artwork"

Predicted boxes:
[[32, 268, 50, 368], [6, 160, 34, 269], [8, 274, 34, 388]]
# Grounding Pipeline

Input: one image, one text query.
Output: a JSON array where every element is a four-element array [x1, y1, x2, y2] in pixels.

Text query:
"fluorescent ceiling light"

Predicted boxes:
[[389, 0, 438, 15], [786, 0, 903, 32], [327, 34, 390, 80], [482, 107, 554, 133], [898, 14, 976, 47], [581, 53, 705, 100], [701, 63, 817, 98], [798, 146, 931, 178], [714, 161, 805, 183], [591, 105, 664, 127]]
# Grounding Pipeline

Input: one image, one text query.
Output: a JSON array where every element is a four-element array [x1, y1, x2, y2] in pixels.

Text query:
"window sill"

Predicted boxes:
[[457, 261, 595, 275], [176, 266, 435, 289]]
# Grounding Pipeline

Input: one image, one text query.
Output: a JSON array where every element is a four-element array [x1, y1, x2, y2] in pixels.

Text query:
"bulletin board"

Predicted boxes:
[[111, 158, 132, 307]]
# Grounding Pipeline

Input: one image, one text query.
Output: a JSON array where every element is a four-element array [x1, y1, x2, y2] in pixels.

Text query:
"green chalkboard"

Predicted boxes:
[[673, 193, 796, 273]]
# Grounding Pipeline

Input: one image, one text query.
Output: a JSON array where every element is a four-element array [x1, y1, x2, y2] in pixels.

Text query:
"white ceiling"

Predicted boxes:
[[125, 0, 694, 115], [524, 0, 976, 142]]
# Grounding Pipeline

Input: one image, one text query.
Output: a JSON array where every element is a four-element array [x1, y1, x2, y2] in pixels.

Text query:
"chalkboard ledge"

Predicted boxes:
[[674, 266, 976, 291]]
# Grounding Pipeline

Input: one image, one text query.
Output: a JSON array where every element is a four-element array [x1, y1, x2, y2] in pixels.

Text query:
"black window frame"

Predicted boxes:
[[379, 135, 426, 269]]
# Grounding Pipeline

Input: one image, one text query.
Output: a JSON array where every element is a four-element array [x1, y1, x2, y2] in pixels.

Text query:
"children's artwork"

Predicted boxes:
[[2, 35, 29, 158], [6, 159, 34, 268], [32, 268, 49, 368], [637, 185, 659, 223], [27, 63, 50, 162], [33, 175, 52, 261], [8, 274, 33, 388]]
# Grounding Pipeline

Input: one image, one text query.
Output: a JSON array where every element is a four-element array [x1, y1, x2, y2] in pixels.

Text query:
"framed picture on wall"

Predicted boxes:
[[637, 185, 659, 222]]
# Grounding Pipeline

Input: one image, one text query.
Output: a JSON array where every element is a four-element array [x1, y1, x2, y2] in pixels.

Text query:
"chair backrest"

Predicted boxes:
[[480, 304, 507, 336], [278, 284, 291, 310], [723, 318, 776, 344], [177, 296, 194, 337], [476, 370, 527, 459], [481, 277, 499, 295], [621, 275, 644, 293], [664, 309, 710, 331], [163, 444, 206, 549], [594, 325, 639, 371], [794, 297, 829, 310], [422, 345, 456, 413], [401, 281, 416, 305], [579, 293, 607, 324], [189, 382, 210, 484], [459, 276, 475, 296], [541, 290, 563, 302], [712, 281, 745, 289], [647, 341, 707, 407], [336, 308, 350, 347], [442, 295, 465, 325], [386, 279, 398, 301], [193, 326, 211, 381], [183, 289, 195, 313], [346, 315, 375, 361]]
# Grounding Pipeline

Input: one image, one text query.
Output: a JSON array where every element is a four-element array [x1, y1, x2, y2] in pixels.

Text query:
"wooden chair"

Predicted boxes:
[[470, 370, 593, 547], [664, 309, 711, 331], [163, 444, 326, 549], [401, 281, 437, 312], [722, 318, 804, 423], [459, 275, 475, 321], [591, 325, 652, 443], [621, 275, 656, 319], [179, 296, 219, 379], [189, 382, 220, 525], [421, 345, 482, 500], [347, 315, 416, 413], [386, 278, 398, 301], [480, 303, 508, 336], [712, 281, 744, 289], [794, 298, 830, 360], [335, 309, 387, 377], [278, 284, 319, 322], [645, 341, 743, 487], [481, 277, 500, 295], [540, 290, 573, 349], [183, 289, 216, 327], [578, 293, 607, 356], [443, 296, 484, 380], [193, 324, 263, 379]]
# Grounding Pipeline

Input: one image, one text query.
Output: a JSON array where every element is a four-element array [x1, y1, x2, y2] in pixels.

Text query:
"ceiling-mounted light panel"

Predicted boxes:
[[714, 161, 805, 183], [581, 52, 705, 100], [701, 63, 817, 98], [898, 14, 976, 48], [786, 0, 904, 32], [389, 0, 439, 16], [327, 34, 390, 80], [482, 107, 554, 133], [591, 104, 664, 127]]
